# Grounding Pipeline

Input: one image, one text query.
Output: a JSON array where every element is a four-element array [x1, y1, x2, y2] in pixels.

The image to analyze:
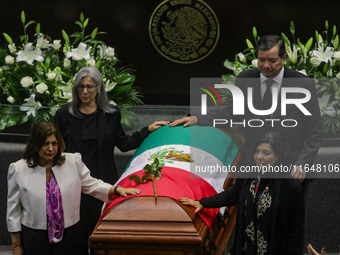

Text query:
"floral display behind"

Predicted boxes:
[[222, 21, 340, 136], [0, 11, 143, 131]]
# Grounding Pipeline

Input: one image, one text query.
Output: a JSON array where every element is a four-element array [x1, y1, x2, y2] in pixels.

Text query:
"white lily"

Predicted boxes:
[[286, 44, 299, 64], [20, 94, 42, 117], [36, 33, 49, 49], [97, 45, 107, 58], [8, 43, 16, 54], [66, 42, 92, 61], [57, 80, 73, 101], [237, 52, 246, 63], [105, 79, 117, 92], [251, 59, 258, 68], [297, 69, 307, 76], [53, 40, 62, 50], [311, 46, 334, 65], [16, 43, 44, 65], [97, 45, 115, 59], [106, 47, 115, 58], [86, 58, 96, 66]]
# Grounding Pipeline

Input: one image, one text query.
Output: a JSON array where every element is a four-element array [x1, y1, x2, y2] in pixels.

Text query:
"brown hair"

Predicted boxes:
[[23, 121, 66, 168]]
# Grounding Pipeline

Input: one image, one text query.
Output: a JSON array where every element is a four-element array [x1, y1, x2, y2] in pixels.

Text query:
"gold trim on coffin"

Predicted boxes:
[[149, 0, 220, 64]]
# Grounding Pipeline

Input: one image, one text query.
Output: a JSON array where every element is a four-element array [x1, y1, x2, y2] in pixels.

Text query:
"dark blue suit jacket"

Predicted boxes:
[[198, 67, 323, 187]]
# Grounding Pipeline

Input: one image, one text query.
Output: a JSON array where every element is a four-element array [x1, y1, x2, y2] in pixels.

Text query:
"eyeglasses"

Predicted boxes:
[[77, 84, 98, 92]]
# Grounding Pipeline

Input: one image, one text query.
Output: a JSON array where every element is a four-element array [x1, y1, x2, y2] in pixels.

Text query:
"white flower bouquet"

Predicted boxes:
[[0, 11, 143, 130], [222, 21, 340, 136]]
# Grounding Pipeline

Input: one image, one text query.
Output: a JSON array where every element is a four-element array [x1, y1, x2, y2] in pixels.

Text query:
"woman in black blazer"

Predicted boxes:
[[54, 66, 168, 254], [180, 132, 305, 255]]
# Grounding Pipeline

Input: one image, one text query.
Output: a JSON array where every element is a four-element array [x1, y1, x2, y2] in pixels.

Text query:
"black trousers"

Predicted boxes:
[[74, 193, 104, 255], [21, 223, 77, 255]]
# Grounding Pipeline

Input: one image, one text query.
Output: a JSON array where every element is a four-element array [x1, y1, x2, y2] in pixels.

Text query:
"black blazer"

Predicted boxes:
[[54, 104, 149, 183], [198, 67, 323, 185], [200, 178, 305, 255]]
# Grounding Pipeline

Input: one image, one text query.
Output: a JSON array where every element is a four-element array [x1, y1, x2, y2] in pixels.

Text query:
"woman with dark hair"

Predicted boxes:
[[7, 121, 140, 255], [180, 132, 305, 255], [54, 66, 168, 254]]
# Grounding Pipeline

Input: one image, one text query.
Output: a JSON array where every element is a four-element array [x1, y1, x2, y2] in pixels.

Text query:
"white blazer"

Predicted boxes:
[[7, 153, 112, 232]]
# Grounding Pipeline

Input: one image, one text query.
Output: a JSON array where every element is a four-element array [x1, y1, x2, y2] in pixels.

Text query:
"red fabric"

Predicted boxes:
[[100, 166, 219, 230]]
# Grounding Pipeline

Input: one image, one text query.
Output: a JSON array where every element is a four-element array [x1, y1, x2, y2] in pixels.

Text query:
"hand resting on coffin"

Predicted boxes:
[[179, 197, 203, 213]]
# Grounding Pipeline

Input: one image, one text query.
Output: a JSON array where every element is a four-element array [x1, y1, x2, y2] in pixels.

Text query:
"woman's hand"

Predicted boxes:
[[179, 197, 203, 213], [109, 186, 141, 199], [169, 116, 198, 127], [10, 233, 23, 255], [12, 246, 23, 255], [307, 244, 326, 255], [148, 121, 170, 132]]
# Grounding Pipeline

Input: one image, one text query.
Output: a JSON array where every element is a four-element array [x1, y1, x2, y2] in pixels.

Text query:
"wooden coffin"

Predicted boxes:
[[90, 126, 243, 254], [90, 196, 237, 255]]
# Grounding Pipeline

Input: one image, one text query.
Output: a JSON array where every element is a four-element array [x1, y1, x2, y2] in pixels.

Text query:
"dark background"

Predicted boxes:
[[1, 1, 340, 251], [1, 0, 340, 105]]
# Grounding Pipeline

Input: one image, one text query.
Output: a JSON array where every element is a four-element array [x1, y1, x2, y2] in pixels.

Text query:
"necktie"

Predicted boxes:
[[262, 79, 275, 110]]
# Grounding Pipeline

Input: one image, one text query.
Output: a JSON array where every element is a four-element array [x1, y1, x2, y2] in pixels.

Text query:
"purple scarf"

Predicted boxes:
[[46, 170, 64, 244]]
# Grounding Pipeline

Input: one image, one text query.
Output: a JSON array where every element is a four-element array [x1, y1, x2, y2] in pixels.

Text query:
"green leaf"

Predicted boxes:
[[155, 171, 161, 180], [281, 33, 289, 44], [323, 62, 330, 74], [91, 27, 98, 40], [62, 30, 70, 44], [95, 60, 101, 69], [333, 25, 337, 37], [3, 33, 13, 44], [334, 35, 339, 50], [45, 57, 51, 71], [325, 20, 329, 30], [128, 175, 142, 183], [149, 165, 157, 172], [305, 37, 313, 52], [252, 27, 257, 39], [83, 18, 89, 29], [80, 12, 84, 23], [21, 11, 25, 24], [25, 21, 36, 30], [332, 81, 338, 91], [36, 23, 40, 35], [223, 59, 235, 70], [290, 21, 295, 35], [141, 175, 152, 183], [75, 21, 83, 28], [154, 157, 160, 165], [246, 39, 254, 49], [144, 163, 151, 170], [315, 30, 319, 42]]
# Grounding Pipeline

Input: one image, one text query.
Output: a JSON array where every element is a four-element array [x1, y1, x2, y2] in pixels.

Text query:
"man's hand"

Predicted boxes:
[[169, 116, 198, 127], [291, 165, 306, 184]]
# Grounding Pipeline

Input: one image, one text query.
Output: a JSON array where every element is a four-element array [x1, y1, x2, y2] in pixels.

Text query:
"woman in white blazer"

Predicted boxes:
[[7, 121, 140, 255]]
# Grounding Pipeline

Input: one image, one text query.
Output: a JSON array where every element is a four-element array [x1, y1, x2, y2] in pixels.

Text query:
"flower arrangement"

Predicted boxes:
[[0, 11, 143, 130], [222, 21, 340, 136]]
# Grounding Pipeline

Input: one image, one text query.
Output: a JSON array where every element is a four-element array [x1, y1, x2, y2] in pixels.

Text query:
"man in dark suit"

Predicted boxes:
[[171, 35, 323, 188]]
